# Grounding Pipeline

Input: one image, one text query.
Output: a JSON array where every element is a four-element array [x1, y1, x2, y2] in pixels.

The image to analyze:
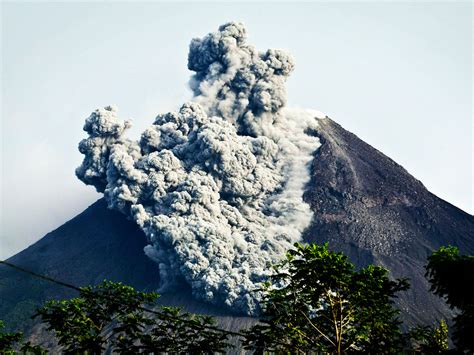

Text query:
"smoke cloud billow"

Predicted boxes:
[[188, 22, 295, 137], [76, 22, 324, 314]]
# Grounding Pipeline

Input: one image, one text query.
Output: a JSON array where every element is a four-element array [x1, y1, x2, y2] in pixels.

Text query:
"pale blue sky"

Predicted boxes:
[[1, 1, 472, 259]]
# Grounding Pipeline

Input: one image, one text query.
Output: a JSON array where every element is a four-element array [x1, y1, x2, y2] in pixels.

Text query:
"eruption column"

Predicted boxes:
[[76, 22, 324, 314]]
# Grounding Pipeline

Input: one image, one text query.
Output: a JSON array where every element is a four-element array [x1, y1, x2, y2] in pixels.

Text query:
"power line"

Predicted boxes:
[[0, 260, 81, 292]]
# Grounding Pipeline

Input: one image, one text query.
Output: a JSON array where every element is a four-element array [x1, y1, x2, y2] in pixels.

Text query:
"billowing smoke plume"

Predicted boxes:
[[188, 22, 295, 137], [76, 22, 324, 314]]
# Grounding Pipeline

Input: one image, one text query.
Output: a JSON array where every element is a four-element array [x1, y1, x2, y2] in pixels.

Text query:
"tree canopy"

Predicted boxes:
[[34, 281, 233, 354], [426, 245, 474, 352], [242, 242, 409, 354], [4, 242, 473, 354]]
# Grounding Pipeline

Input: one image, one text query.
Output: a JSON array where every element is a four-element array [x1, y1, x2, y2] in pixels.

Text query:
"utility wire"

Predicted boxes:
[[0, 260, 81, 292]]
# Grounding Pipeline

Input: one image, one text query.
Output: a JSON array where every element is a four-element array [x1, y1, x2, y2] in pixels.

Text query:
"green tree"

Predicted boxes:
[[0, 320, 46, 355], [0, 320, 22, 355], [114, 306, 231, 354], [407, 319, 449, 354], [426, 246, 474, 353], [242, 243, 409, 354], [35, 280, 233, 354]]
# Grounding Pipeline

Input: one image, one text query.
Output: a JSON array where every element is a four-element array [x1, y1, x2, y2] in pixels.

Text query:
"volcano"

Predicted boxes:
[[1, 116, 473, 340], [1, 22, 473, 350]]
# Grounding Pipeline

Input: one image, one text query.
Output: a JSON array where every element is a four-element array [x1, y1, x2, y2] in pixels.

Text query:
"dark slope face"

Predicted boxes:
[[303, 117, 474, 326], [2, 117, 473, 338], [0, 199, 160, 332]]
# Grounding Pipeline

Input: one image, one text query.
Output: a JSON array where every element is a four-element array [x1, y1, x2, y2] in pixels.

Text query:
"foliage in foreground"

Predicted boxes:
[[2, 243, 473, 354], [426, 245, 474, 353], [0, 320, 45, 355], [407, 319, 449, 354], [0, 320, 22, 354], [242, 242, 410, 354], [34, 281, 233, 354]]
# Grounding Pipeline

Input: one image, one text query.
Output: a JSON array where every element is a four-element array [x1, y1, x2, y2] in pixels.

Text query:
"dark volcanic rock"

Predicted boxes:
[[0, 199, 160, 332], [303, 117, 474, 326], [1, 117, 473, 345]]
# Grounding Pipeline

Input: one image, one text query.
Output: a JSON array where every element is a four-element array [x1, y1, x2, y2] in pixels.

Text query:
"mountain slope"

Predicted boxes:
[[0, 199, 160, 332], [304, 117, 474, 325], [1, 117, 473, 340]]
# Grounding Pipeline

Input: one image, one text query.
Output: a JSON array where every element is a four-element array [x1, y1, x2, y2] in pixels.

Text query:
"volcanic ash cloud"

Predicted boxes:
[[76, 22, 324, 314]]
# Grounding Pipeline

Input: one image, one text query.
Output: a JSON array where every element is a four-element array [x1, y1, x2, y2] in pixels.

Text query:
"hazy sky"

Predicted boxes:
[[1, 1, 472, 259]]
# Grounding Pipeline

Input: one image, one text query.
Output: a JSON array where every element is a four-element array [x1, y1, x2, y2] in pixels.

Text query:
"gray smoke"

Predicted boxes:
[[76, 22, 324, 314], [188, 22, 295, 137]]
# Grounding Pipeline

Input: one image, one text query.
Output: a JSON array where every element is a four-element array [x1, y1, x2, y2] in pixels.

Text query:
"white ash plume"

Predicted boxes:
[[76, 22, 323, 314], [188, 22, 295, 136]]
